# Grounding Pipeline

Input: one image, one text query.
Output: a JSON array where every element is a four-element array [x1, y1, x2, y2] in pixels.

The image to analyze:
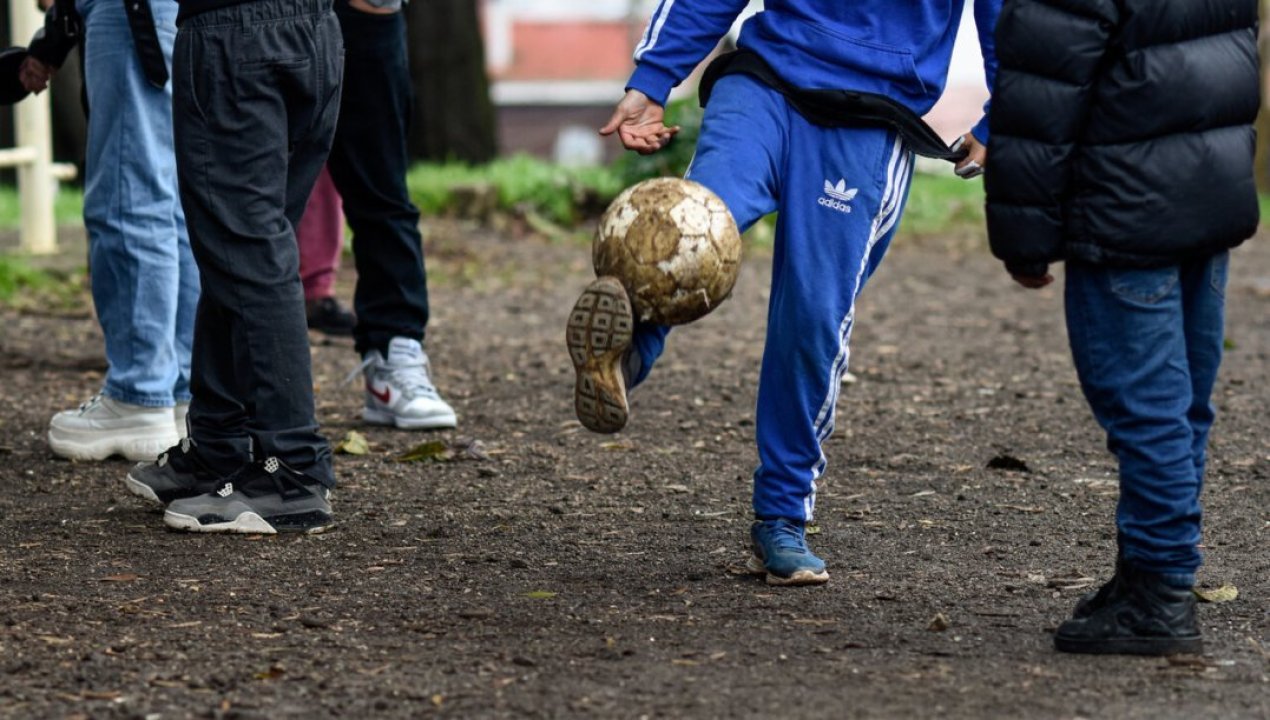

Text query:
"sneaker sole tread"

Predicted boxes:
[[164, 509, 334, 535], [567, 277, 633, 434], [362, 407, 458, 430], [1054, 634, 1203, 656], [746, 554, 830, 586], [49, 429, 179, 463]]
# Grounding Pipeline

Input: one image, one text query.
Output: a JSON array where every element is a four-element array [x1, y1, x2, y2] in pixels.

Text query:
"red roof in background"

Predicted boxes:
[[492, 21, 637, 82]]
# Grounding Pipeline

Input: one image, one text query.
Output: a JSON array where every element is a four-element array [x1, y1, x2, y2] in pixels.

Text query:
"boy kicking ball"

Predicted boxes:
[[570, 0, 1001, 585]]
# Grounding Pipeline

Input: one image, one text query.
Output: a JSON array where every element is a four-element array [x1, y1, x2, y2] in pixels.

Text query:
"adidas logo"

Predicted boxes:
[[819, 178, 857, 213], [216, 483, 233, 498]]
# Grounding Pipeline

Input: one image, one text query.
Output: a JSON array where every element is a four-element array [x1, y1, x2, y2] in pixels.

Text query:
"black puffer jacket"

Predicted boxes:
[[985, 0, 1260, 276]]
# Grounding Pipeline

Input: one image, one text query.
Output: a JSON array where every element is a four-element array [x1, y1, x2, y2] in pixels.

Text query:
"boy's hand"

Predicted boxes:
[[954, 132, 986, 179], [19, 56, 55, 94], [1011, 273, 1054, 289], [600, 89, 680, 155]]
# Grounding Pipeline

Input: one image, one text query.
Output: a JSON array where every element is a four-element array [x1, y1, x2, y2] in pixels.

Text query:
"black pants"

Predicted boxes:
[[173, 0, 343, 486], [327, 0, 429, 357]]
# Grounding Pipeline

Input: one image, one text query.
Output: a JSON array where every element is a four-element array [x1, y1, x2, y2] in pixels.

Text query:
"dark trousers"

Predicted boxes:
[[173, 0, 344, 486], [327, 0, 429, 358]]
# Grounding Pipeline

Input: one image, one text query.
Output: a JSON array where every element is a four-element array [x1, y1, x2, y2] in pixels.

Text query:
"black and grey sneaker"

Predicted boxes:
[[163, 456, 334, 534], [124, 438, 222, 506], [1054, 562, 1202, 656]]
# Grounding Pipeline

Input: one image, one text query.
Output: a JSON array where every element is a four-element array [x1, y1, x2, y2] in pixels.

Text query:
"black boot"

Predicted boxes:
[[1072, 556, 1127, 619], [1055, 562, 1201, 655]]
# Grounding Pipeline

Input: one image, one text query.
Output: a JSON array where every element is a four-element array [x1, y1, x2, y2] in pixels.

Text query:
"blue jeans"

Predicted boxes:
[[79, 0, 197, 407], [630, 74, 915, 522], [1065, 252, 1229, 577]]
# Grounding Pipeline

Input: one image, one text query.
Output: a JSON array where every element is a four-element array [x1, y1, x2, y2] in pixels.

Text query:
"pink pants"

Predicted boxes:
[[297, 165, 344, 301]]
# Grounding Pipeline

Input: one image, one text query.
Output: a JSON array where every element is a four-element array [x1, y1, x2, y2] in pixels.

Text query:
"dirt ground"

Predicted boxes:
[[0, 219, 1267, 719]]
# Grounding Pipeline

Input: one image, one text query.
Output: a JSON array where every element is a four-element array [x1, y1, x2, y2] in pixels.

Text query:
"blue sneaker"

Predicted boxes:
[[747, 519, 830, 586]]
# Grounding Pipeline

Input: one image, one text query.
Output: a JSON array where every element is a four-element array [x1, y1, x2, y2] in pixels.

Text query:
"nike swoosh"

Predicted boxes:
[[368, 384, 391, 404]]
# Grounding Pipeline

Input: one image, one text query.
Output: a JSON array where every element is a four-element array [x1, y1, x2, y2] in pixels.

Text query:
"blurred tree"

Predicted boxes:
[[404, 0, 498, 163]]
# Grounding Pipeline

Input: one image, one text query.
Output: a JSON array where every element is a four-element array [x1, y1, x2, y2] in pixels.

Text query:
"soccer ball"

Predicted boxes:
[[593, 178, 741, 326]]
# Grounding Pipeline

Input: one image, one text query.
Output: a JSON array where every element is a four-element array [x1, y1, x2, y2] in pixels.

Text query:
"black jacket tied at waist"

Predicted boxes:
[[698, 49, 967, 163]]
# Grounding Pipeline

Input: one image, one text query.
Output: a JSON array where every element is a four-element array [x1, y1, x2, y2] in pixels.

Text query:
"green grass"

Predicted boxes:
[[0, 253, 86, 309], [901, 171, 986, 235], [407, 155, 624, 226], [0, 186, 84, 228]]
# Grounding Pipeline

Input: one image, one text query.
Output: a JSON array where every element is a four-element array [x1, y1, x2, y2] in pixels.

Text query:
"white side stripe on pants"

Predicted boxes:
[[803, 136, 913, 521]]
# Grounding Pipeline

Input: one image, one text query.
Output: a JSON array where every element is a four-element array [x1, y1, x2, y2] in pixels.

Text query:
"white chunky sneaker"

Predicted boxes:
[[355, 337, 457, 430], [48, 394, 180, 462]]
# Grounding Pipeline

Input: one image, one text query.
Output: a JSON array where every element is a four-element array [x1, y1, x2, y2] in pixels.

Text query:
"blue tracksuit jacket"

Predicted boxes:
[[629, 0, 1001, 142]]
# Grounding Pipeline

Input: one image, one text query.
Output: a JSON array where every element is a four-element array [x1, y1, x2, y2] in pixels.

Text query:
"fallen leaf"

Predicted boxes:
[[334, 430, 370, 456], [101, 574, 140, 583], [928, 613, 950, 632], [396, 440, 452, 463], [1194, 585, 1238, 603], [805, 525, 822, 535], [525, 590, 557, 600]]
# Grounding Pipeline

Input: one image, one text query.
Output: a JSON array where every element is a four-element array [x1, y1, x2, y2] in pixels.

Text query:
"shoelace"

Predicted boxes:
[[76, 394, 104, 414], [342, 353, 440, 400], [764, 520, 808, 551]]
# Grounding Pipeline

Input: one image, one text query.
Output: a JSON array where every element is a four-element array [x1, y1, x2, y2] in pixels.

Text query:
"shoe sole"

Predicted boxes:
[[362, 407, 458, 430], [164, 509, 334, 535], [48, 428, 179, 463], [746, 554, 830, 586], [123, 472, 163, 505], [567, 277, 633, 434], [1054, 633, 1203, 656]]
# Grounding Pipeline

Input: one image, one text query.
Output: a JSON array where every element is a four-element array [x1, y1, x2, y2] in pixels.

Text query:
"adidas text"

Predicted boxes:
[[818, 197, 853, 213]]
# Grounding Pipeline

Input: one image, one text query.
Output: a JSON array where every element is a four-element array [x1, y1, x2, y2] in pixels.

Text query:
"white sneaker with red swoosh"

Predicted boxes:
[[358, 337, 457, 430]]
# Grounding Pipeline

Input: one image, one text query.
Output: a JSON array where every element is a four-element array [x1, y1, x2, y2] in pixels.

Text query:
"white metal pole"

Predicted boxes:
[[10, 0, 57, 254]]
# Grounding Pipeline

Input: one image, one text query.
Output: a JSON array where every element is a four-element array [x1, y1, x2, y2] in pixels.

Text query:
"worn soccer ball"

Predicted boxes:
[[593, 178, 741, 326]]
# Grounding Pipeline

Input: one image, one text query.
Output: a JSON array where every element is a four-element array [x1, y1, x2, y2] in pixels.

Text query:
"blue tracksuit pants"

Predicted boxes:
[[631, 74, 916, 522]]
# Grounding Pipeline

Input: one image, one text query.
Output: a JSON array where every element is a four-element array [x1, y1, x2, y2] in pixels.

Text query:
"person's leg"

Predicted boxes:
[[1180, 251, 1228, 490], [49, 0, 185, 461], [623, 75, 789, 385], [326, 2, 454, 429], [298, 165, 345, 302], [174, 0, 342, 485], [297, 165, 355, 336], [1063, 262, 1201, 576], [326, 2, 427, 354], [751, 121, 913, 526], [569, 74, 784, 433], [1057, 261, 1204, 654]]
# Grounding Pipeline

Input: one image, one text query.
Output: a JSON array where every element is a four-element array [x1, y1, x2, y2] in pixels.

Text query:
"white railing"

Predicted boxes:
[[3, 0, 57, 253]]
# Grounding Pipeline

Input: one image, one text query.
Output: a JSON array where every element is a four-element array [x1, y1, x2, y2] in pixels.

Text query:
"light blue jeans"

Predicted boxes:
[[78, 0, 197, 407]]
